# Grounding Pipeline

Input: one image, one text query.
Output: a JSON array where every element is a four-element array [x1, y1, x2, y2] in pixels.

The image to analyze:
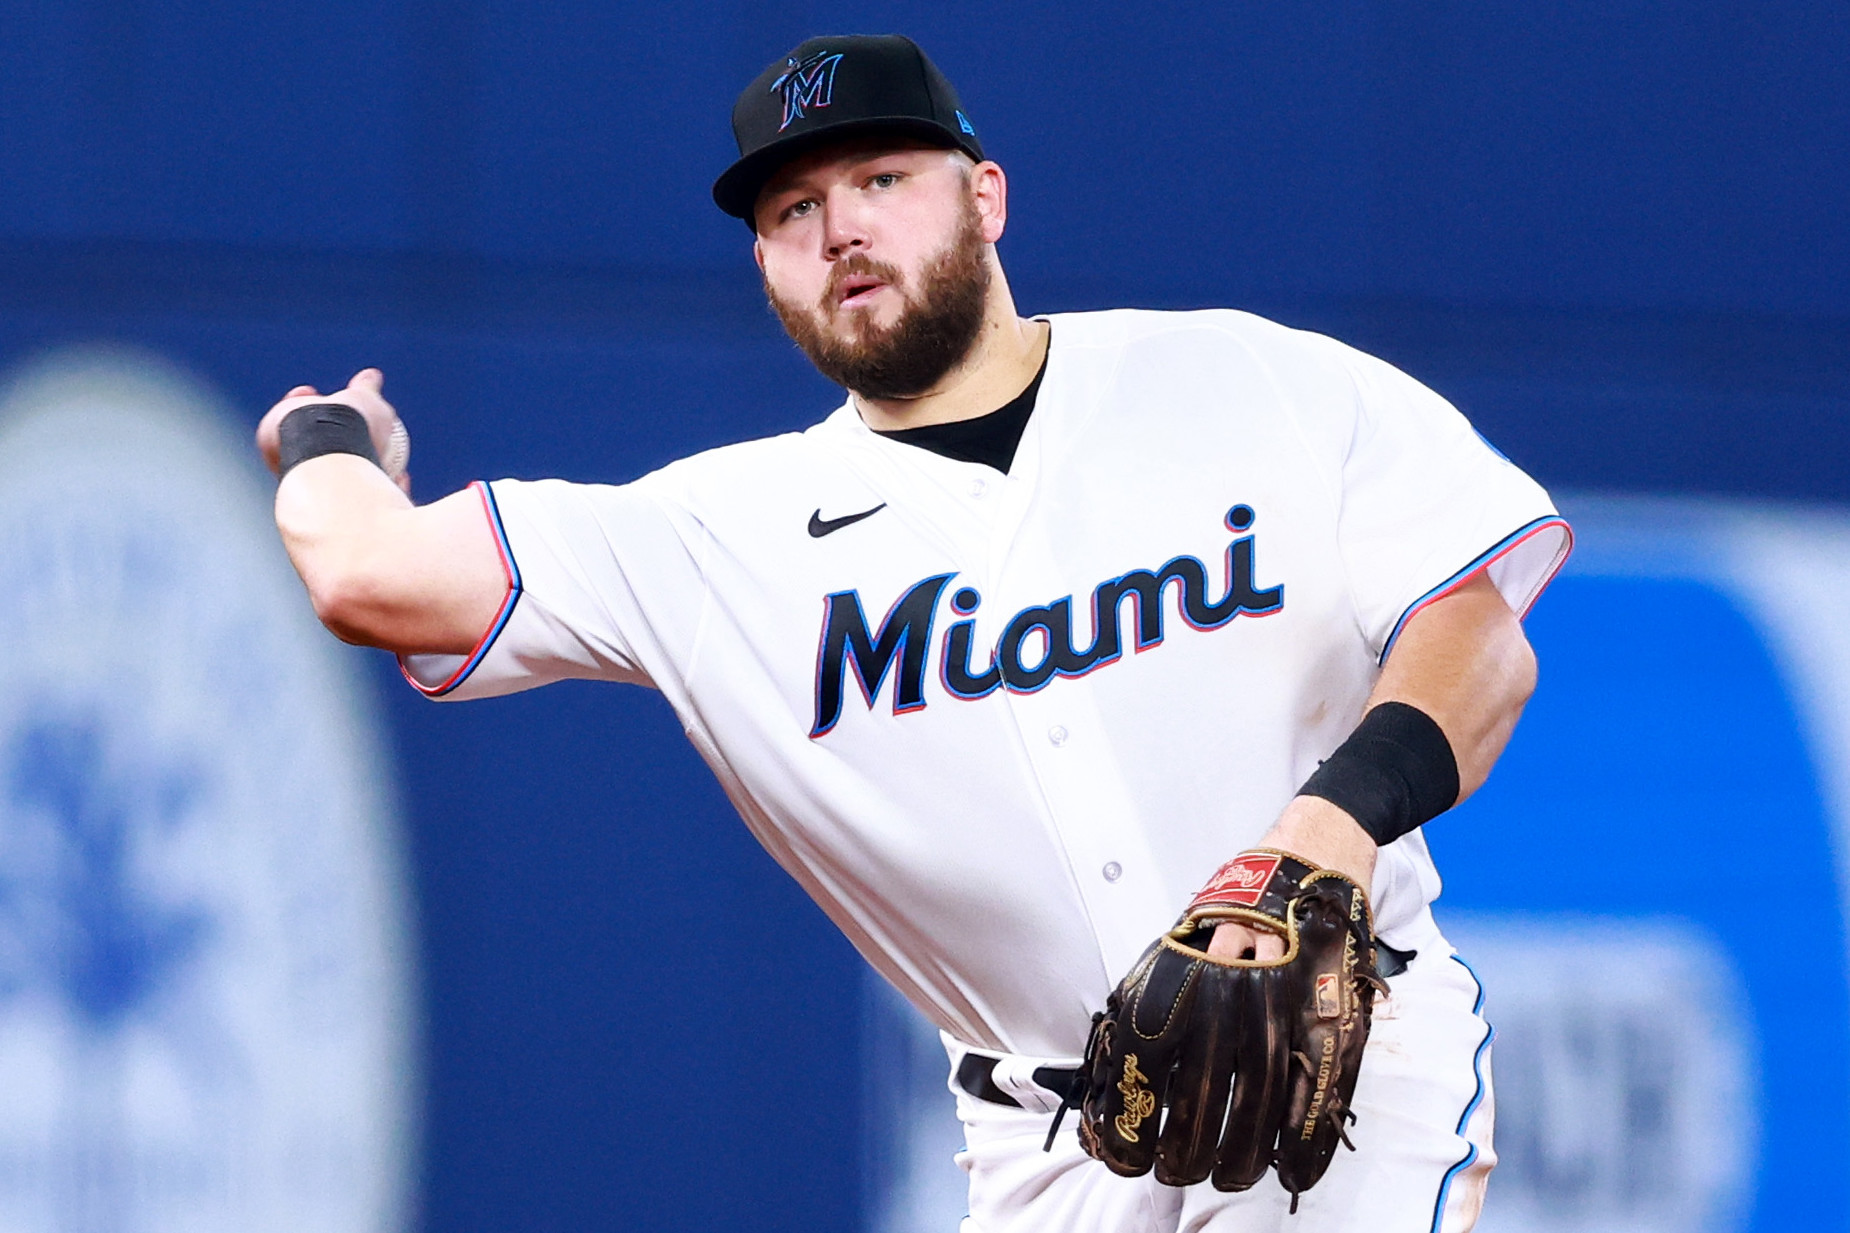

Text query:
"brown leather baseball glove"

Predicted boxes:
[[1076, 849, 1383, 1210]]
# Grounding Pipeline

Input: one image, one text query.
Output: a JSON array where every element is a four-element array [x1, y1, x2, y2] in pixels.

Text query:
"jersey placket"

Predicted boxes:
[[978, 427, 1175, 983], [998, 677, 1173, 980]]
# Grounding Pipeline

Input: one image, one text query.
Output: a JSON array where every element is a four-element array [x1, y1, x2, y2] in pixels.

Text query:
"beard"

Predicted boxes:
[[765, 201, 992, 400]]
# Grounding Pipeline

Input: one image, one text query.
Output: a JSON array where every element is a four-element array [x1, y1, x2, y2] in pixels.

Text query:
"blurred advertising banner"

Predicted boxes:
[[1446, 916, 1754, 1233], [865, 495, 1850, 1233], [0, 349, 418, 1233]]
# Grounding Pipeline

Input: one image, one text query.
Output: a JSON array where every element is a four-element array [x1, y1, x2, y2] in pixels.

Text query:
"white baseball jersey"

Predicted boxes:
[[402, 308, 1570, 1062]]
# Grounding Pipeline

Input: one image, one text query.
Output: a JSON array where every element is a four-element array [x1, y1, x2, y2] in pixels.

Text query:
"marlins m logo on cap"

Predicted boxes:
[[772, 51, 844, 130], [714, 35, 986, 220]]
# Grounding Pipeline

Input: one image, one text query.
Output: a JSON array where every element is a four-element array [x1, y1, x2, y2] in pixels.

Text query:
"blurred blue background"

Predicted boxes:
[[0, 3, 1846, 1231]]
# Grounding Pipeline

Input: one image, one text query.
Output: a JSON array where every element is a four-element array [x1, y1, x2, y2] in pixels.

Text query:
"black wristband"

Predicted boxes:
[[1298, 701, 1460, 846], [277, 403, 379, 476]]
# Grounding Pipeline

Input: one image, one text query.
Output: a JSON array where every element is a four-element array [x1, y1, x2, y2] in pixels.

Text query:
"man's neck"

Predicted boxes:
[[852, 285, 1050, 432]]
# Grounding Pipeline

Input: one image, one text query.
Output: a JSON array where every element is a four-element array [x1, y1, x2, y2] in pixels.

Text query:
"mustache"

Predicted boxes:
[[823, 253, 905, 311]]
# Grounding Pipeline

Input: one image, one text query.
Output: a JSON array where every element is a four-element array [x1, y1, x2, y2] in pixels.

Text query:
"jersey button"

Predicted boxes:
[[1047, 724, 1068, 746], [1102, 861, 1123, 883], [968, 476, 988, 497]]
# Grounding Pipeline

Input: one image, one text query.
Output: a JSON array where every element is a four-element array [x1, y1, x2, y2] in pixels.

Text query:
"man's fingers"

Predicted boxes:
[[351, 367, 384, 393], [1205, 920, 1288, 962], [286, 385, 320, 398], [1207, 921, 1257, 960]]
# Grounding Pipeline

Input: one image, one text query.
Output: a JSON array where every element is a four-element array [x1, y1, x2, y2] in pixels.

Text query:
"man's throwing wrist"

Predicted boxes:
[[277, 403, 410, 479]]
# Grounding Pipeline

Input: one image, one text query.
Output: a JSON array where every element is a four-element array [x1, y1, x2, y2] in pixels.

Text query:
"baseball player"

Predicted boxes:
[[256, 35, 1570, 1233]]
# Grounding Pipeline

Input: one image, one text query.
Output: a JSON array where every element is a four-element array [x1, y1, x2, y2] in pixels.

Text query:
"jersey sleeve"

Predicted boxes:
[[1322, 343, 1572, 662], [398, 477, 707, 701]]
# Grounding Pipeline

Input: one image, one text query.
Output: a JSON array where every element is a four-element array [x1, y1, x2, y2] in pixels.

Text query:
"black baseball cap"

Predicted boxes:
[[712, 34, 985, 223]]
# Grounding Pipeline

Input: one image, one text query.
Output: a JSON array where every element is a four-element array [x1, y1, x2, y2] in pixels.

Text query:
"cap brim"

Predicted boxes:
[[711, 116, 980, 223]]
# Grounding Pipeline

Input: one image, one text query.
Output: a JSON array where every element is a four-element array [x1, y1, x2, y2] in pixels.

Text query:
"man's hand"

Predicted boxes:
[[1205, 797, 1374, 962], [257, 368, 507, 656], [256, 368, 411, 495]]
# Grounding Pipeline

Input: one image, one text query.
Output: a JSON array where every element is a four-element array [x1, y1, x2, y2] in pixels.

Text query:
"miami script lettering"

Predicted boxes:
[[812, 503, 1283, 736]]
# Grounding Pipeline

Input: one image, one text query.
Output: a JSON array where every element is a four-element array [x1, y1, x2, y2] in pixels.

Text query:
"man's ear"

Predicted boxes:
[[971, 160, 1008, 244], [753, 237, 766, 271]]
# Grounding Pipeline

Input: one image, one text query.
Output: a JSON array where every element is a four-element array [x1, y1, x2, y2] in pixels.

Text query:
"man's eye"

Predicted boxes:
[[869, 173, 900, 190], [788, 199, 818, 219]]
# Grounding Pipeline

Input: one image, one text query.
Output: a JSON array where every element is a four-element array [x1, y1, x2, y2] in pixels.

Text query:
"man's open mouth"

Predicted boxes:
[[837, 276, 887, 306]]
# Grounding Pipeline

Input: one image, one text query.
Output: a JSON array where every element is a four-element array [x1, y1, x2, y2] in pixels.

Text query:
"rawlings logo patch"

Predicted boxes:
[[1189, 852, 1281, 912]]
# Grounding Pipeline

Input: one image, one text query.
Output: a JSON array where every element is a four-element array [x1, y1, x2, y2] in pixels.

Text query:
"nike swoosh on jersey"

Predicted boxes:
[[808, 503, 888, 538]]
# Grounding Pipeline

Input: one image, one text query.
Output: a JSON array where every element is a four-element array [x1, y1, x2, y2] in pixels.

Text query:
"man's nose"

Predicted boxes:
[[822, 187, 871, 258]]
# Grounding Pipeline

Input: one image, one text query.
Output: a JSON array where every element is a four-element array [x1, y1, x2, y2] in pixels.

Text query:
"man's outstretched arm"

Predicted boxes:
[[257, 369, 507, 654]]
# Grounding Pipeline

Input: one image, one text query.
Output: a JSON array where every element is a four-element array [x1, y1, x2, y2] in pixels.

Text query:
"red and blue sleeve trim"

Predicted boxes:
[[1379, 514, 1574, 664], [401, 480, 523, 697]]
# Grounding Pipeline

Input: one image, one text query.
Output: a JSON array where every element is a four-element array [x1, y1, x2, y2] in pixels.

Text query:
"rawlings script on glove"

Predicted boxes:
[[1077, 849, 1382, 1210]]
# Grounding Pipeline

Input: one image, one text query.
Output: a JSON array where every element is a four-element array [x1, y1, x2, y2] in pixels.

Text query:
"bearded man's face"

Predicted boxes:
[[753, 144, 994, 399]]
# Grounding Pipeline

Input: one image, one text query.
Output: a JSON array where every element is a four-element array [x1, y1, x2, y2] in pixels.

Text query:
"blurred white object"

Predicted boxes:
[[0, 348, 418, 1233], [863, 977, 970, 1233], [1446, 914, 1756, 1233]]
